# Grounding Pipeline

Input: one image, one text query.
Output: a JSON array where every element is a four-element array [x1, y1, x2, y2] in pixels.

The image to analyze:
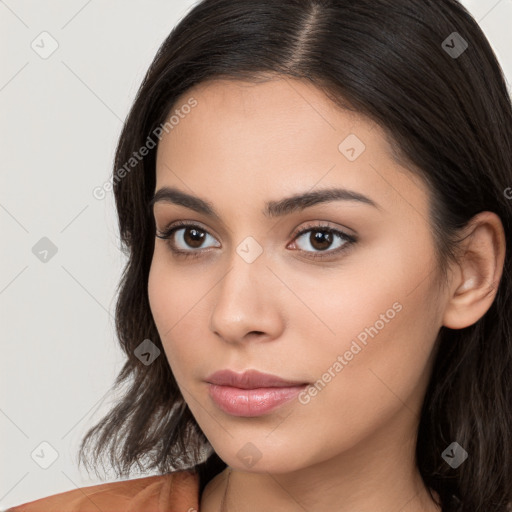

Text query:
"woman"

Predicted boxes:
[[8, 0, 512, 510]]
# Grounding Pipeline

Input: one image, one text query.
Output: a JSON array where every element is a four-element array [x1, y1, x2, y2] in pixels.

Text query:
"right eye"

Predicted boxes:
[[155, 221, 221, 258]]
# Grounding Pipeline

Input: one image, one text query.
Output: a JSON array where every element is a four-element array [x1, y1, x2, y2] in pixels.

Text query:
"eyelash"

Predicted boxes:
[[155, 220, 357, 261]]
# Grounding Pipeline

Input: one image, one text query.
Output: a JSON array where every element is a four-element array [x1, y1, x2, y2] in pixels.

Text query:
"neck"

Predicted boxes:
[[200, 407, 442, 512], [219, 458, 439, 512]]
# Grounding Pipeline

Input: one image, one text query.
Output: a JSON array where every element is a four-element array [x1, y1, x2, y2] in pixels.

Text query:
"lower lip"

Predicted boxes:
[[207, 383, 308, 417]]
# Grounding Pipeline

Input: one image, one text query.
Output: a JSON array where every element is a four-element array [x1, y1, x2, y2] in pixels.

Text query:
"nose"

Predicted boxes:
[[209, 250, 284, 345]]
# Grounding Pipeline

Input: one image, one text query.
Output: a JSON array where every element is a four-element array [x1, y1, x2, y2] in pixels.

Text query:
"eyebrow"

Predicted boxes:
[[149, 186, 381, 220]]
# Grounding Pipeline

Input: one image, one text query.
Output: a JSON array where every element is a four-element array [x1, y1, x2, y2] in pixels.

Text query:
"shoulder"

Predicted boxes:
[[5, 470, 199, 512]]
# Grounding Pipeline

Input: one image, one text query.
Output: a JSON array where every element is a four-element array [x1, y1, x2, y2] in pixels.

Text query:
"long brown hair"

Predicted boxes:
[[78, 1, 512, 510]]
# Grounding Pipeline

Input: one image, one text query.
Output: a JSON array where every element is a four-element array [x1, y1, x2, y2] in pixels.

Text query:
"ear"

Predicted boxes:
[[442, 211, 506, 330]]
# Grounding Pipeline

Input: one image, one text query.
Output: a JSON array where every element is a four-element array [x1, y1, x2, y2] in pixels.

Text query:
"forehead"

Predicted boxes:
[[154, 77, 430, 221], [163, 76, 378, 146]]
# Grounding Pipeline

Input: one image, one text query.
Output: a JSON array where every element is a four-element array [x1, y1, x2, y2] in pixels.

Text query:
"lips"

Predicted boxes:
[[207, 384, 307, 417], [204, 369, 310, 417], [205, 369, 309, 389]]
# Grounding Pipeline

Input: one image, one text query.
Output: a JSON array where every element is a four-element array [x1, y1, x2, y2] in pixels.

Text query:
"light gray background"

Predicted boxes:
[[1, 0, 511, 509]]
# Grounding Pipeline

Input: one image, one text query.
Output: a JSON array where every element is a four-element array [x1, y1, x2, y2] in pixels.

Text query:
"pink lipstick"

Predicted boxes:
[[205, 369, 309, 417]]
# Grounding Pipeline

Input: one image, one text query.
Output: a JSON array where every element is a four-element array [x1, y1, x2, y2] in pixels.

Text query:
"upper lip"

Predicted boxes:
[[205, 369, 309, 389]]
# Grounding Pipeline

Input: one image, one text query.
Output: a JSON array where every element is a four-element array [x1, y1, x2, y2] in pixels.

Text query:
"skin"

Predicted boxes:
[[147, 75, 506, 512]]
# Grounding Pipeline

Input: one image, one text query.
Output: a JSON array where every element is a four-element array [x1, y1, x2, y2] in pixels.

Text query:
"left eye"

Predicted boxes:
[[155, 222, 357, 259], [291, 226, 354, 255]]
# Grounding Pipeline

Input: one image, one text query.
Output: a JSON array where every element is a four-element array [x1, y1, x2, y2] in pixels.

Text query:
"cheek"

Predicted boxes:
[[148, 248, 204, 330], [148, 254, 173, 332], [148, 255, 187, 367], [147, 252, 215, 379], [289, 287, 439, 459], [297, 237, 440, 423]]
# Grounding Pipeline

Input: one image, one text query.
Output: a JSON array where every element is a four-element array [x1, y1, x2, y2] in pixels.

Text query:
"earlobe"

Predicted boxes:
[[442, 211, 506, 330]]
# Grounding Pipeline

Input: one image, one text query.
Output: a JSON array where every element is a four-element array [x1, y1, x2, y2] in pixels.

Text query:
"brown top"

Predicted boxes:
[[5, 470, 200, 512]]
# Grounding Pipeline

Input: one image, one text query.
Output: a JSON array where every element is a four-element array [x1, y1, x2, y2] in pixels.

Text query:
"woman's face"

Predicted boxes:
[[148, 76, 448, 473]]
